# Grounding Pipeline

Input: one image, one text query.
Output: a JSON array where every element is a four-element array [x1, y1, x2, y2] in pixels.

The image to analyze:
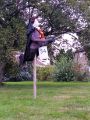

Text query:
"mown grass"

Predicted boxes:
[[0, 82, 90, 120]]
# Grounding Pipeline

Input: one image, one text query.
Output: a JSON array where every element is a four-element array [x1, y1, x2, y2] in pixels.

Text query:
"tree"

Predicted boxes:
[[0, 0, 90, 84], [0, 0, 26, 84], [65, 0, 90, 60], [39, 0, 90, 60]]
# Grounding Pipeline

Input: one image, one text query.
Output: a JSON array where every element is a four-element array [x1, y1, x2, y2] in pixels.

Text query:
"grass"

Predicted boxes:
[[0, 81, 90, 120]]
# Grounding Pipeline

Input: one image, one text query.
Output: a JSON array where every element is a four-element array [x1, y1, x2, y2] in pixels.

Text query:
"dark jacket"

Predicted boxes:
[[23, 22, 55, 63]]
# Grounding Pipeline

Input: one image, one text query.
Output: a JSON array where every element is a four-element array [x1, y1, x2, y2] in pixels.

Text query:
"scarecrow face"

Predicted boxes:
[[33, 19, 40, 28]]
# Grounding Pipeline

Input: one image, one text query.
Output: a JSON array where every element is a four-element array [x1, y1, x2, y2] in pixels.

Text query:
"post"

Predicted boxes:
[[33, 55, 37, 99]]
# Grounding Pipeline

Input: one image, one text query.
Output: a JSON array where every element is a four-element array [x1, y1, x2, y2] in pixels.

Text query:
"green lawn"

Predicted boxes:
[[0, 82, 90, 120]]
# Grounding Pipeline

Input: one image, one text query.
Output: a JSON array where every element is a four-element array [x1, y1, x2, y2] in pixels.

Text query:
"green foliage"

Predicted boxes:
[[55, 49, 73, 61], [4, 61, 19, 77], [39, 2, 75, 33], [0, 0, 90, 80], [0, 20, 26, 70], [37, 66, 54, 81], [0, 0, 26, 64], [53, 55, 87, 82], [66, 0, 90, 58], [53, 55, 76, 82]]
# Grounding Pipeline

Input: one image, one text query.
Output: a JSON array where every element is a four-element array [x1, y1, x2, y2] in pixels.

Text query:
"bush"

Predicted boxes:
[[53, 55, 87, 82], [4, 52, 32, 82], [37, 66, 54, 81], [4, 61, 19, 77], [53, 56, 75, 81]]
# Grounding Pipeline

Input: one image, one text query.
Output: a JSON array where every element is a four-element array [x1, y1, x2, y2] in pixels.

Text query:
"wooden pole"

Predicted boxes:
[[33, 55, 37, 99]]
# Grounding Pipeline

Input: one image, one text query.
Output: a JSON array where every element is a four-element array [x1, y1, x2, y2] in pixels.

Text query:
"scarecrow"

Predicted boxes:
[[19, 17, 55, 65]]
